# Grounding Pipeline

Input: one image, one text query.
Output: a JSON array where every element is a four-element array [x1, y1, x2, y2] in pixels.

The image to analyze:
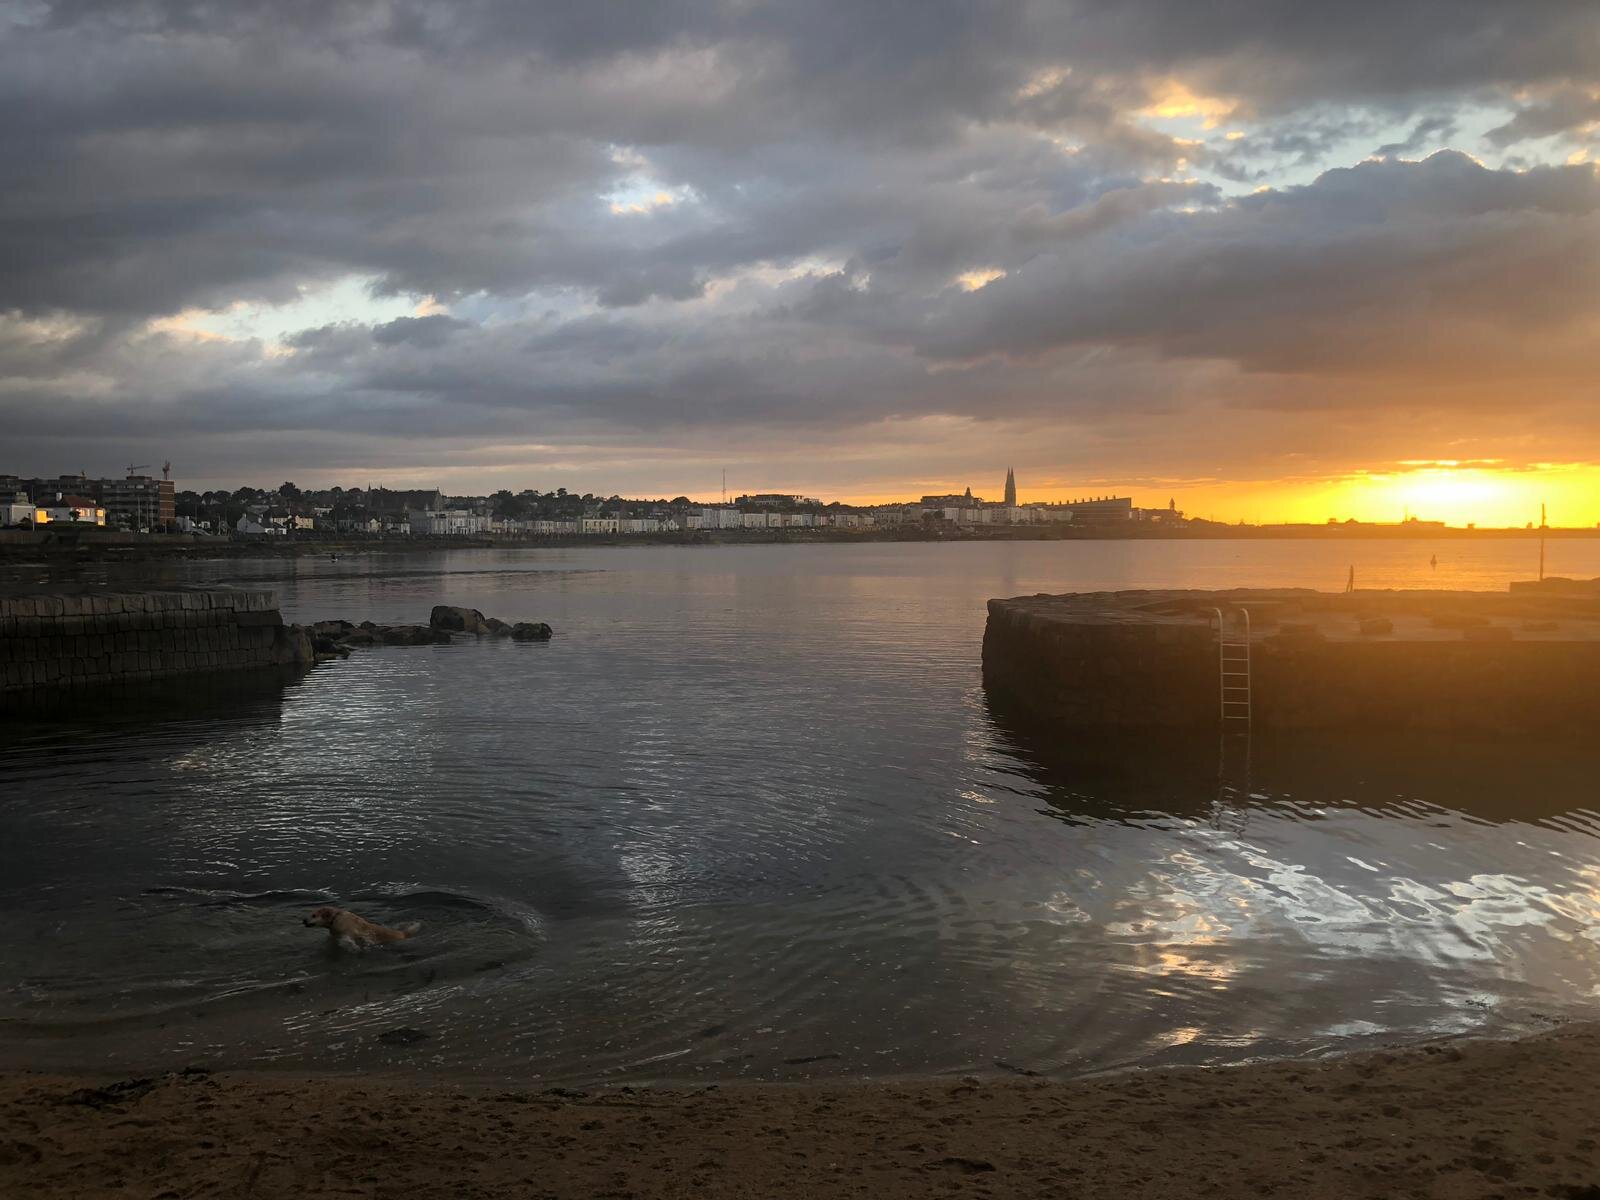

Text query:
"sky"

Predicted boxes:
[[2, 1, 1598, 526]]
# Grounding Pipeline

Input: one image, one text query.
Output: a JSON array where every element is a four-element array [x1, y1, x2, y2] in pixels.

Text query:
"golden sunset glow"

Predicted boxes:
[[955, 268, 1007, 291], [1239, 464, 1600, 528], [7, 4, 1600, 520], [1139, 79, 1238, 128], [844, 463, 1600, 527]]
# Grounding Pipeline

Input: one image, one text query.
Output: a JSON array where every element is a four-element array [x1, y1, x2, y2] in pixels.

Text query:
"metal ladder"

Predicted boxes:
[[1211, 607, 1252, 726]]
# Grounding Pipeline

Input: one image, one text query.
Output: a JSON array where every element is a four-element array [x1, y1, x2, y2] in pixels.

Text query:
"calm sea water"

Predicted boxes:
[[3, 538, 1600, 1083]]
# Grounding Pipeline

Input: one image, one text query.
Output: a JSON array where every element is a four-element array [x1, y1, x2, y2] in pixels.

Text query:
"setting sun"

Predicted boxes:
[[1292, 463, 1600, 528]]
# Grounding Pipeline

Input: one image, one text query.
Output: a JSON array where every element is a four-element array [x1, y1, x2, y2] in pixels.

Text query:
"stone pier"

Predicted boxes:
[[0, 588, 312, 696], [982, 586, 1600, 734]]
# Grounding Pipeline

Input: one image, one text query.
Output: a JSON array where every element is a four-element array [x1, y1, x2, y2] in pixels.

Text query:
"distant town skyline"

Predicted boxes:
[[2, 4, 1597, 529], [6, 459, 1596, 529]]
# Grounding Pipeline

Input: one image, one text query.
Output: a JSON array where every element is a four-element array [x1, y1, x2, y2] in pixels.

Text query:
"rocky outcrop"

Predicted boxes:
[[430, 605, 493, 634], [299, 610, 553, 660]]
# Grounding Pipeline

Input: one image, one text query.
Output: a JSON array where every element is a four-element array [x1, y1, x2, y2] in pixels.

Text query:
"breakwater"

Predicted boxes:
[[982, 585, 1600, 734], [0, 588, 310, 696]]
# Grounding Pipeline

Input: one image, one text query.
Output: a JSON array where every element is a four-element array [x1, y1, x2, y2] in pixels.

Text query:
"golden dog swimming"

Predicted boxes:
[[302, 905, 421, 949]]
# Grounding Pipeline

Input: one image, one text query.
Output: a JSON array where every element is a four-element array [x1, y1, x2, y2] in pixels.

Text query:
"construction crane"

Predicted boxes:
[[162, 461, 171, 480], [127, 463, 150, 477]]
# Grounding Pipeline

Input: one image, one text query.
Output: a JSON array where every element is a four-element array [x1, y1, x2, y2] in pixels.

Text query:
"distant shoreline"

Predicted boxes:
[[4, 1021, 1597, 1198], [2, 522, 1597, 562]]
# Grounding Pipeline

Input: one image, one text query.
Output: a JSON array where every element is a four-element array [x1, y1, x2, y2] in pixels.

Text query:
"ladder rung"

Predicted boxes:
[[1215, 606, 1251, 724]]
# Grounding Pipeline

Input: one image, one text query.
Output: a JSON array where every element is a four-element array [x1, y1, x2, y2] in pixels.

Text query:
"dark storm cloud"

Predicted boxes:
[[1, 0, 1598, 484], [1487, 86, 1600, 147], [1375, 115, 1460, 158], [371, 314, 474, 347], [922, 153, 1600, 376]]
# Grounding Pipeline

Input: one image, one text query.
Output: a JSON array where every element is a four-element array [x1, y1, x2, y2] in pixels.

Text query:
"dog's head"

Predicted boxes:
[[302, 906, 341, 928]]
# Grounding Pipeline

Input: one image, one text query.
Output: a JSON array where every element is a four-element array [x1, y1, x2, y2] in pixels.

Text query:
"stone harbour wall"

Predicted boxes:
[[983, 602, 1217, 729], [983, 589, 1600, 735], [0, 589, 312, 695]]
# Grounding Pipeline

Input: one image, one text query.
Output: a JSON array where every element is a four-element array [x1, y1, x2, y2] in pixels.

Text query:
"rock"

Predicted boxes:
[[993, 1059, 1041, 1076], [1359, 617, 1394, 635], [509, 621, 554, 641], [376, 1026, 431, 1045], [310, 619, 354, 638], [272, 625, 315, 666], [312, 634, 350, 657], [59, 1078, 157, 1109], [430, 605, 492, 634], [483, 617, 511, 635], [380, 624, 452, 646]]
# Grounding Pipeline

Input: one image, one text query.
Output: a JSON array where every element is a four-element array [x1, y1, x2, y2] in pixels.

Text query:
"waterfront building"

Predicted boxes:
[[922, 487, 983, 507], [236, 513, 288, 536], [734, 493, 820, 509], [100, 475, 176, 530], [34, 498, 107, 525], [408, 509, 492, 535], [371, 488, 445, 515], [1, 493, 34, 526], [1031, 496, 1133, 522]]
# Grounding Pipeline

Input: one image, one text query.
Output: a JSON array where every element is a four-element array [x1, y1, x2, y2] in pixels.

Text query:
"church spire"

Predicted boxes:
[[1003, 466, 1016, 507]]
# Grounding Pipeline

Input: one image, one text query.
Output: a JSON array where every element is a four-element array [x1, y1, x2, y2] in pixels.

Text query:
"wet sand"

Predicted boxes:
[[3, 1025, 1598, 1198]]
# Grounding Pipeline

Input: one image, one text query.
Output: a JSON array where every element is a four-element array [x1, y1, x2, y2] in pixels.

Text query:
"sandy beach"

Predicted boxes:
[[3, 1024, 1597, 1199]]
